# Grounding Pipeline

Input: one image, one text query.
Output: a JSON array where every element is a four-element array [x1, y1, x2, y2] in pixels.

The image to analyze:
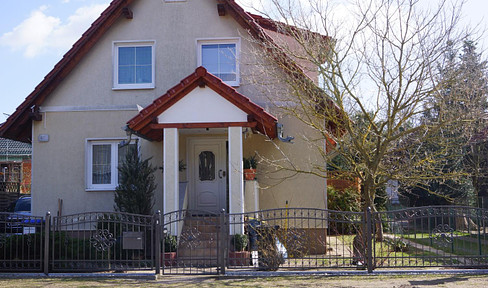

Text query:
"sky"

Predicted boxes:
[[1, 0, 488, 124]]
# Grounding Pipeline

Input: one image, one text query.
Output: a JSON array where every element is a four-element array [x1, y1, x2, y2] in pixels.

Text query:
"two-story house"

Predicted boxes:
[[0, 0, 333, 219]]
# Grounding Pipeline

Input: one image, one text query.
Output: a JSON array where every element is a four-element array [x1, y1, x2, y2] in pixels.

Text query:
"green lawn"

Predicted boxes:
[[401, 232, 488, 256]]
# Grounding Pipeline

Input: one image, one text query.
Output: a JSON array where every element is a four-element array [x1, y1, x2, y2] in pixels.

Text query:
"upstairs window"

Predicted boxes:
[[113, 41, 155, 89], [198, 39, 239, 86]]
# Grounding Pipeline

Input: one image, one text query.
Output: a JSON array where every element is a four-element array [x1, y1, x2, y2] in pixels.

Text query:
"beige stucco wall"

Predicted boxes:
[[31, 0, 326, 216], [243, 114, 327, 211], [32, 110, 162, 216]]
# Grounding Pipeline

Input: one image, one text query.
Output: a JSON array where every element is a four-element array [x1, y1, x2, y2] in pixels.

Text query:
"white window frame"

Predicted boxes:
[[85, 138, 139, 191], [197, 38, 240, 87], [113, 41, 156, 90]]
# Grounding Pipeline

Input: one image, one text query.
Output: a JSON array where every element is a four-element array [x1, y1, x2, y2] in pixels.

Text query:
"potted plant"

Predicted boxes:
[[162, 234, 177, 266], [243, 155, 258, 180], [229, 233, 251, 266]]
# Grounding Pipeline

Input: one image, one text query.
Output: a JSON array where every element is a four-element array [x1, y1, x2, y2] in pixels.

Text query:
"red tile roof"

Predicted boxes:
[[0, 0, 136, 142], [127, 67, 278, 140], [0, 0, 334, 143]]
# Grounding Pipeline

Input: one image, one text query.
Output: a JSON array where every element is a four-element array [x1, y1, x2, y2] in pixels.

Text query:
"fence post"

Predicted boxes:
[[218, 209, 227, 275], [477, 209, 482, 256], [155, 210, 161, 275], [44, 211, 51, 275], [366, 207, 373, 273]]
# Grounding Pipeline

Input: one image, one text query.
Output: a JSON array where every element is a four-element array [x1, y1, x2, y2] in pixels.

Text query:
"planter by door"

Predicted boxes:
[[244, 169, 256, 180], [229, 251, 251, 266]]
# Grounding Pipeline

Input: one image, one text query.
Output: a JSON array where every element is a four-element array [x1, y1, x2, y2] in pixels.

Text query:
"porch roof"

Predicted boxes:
[[127, 67, 278, 141]]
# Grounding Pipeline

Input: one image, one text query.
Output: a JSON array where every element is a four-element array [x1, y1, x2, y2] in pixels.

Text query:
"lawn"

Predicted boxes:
[[1, 274, 488, 288]]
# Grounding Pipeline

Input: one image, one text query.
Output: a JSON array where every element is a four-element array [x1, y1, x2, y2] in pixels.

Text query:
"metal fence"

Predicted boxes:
[[50, 212, 157, 272], [0, 206, 487, 275], [0, 212, 45, 272], [374, 206, 488, 269]]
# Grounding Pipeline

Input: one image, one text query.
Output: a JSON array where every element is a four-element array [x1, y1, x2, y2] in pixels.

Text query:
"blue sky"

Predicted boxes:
[[1, 0, 487, 123]]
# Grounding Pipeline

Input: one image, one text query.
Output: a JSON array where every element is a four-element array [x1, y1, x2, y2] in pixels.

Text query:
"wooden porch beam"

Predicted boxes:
[[149, 122, 257, 130]]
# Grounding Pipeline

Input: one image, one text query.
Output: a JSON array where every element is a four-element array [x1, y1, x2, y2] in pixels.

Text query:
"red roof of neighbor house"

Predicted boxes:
[[127, 67, 277, 140], [0, 0, 333, 143]]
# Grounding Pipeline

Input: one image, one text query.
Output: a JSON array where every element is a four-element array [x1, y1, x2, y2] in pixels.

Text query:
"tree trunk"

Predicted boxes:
[[363, 179, 384, 242]]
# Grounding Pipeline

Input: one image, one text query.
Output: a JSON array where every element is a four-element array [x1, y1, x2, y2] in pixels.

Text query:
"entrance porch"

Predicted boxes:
[[126, 67, 278, 234]]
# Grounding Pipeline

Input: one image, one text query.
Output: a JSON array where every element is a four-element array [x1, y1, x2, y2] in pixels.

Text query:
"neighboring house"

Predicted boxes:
[[0, 0, 335, 219], [0, 137, 31, 192], [0, 137, 31, 210]]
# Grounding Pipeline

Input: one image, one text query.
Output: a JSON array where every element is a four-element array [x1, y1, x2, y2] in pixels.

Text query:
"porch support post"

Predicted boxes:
[[228, 126, 244, 234], [163, 128, 179, 222]]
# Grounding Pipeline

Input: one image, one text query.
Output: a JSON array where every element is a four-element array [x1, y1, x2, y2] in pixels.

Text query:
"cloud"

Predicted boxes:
[[0, 3, 108, 58]]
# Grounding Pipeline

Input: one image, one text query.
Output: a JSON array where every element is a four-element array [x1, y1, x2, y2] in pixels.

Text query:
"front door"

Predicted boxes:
[[188, 138, 226, 213]]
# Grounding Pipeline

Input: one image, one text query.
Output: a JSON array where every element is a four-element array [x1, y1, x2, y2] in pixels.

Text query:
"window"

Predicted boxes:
[[113, 41, 155, 89], [198, 39, 239, 86], [86, 140, 137, 191], [199, 151, 215, 181]]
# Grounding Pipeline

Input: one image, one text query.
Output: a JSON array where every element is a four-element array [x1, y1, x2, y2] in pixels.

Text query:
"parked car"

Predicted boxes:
[[0, 196, 34, 234]]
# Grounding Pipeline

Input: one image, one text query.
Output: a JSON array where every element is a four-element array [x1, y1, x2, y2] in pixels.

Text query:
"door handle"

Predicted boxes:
[[218, 170, 226, 178]]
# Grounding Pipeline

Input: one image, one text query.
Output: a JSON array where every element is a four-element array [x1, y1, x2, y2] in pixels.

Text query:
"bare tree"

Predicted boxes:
[[244, 0, 483, 217]]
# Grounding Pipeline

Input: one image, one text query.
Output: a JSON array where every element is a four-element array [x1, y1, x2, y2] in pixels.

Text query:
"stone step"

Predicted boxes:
[[178, 247, 219, 258], [176, 256, 218, 267]]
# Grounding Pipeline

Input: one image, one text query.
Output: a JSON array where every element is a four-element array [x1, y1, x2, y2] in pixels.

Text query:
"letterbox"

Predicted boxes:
[[122, 231, 144, 250]]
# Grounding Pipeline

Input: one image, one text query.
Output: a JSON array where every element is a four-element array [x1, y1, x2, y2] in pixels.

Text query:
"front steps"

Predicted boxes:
[[176, 215, 221, 267]]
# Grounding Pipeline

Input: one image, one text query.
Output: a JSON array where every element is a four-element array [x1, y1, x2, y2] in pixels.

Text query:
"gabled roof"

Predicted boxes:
[[127, 67, 278, 141], [0, 0, 333, 143], [0, 0, 136, 142]]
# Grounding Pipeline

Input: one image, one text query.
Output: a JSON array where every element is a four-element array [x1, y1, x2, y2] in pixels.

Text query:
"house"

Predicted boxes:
[[0, 137, 31, 210], [0, 0, 335, 219]]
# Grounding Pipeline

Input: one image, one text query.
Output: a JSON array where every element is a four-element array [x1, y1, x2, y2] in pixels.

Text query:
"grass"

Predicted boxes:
[[1, 274, 488, 288], [400, 232, 488, 257], [278, 234, 448, 268]]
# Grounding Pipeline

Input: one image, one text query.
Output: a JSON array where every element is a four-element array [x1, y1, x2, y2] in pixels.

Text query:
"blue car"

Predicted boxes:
[[1, 196, 37, 234]]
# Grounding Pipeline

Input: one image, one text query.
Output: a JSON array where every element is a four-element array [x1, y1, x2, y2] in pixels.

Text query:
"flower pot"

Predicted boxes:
[[244, 169, 256, 180], [229, 251, 251, 266], [161, 252, 177, 266]]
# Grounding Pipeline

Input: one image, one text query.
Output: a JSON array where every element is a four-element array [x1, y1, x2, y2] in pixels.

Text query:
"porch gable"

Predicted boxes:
[[127, 67, 277, 140]]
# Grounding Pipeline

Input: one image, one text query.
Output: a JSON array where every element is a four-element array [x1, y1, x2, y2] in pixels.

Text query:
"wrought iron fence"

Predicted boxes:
[[0, 212, 45, 272], [51, 211, 157, 272], [226, 208, 365, 272], [374, 206, 488, 269], [0, 206, 487, 275]]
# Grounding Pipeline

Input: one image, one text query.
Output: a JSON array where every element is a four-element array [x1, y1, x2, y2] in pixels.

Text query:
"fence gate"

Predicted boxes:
[[0, 212, 45, 272], [162, 210, 223, 275], [50, 212, 156, 272]]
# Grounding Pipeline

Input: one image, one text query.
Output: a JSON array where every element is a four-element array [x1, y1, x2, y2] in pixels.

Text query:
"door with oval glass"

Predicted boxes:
[[188, 138, 227, 213]]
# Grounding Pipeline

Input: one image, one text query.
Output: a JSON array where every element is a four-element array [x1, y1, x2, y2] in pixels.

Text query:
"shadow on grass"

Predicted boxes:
[[409, 275, 469, 286]]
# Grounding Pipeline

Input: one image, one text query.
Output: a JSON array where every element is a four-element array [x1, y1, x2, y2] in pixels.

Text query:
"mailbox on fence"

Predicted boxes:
[[122, 231, 144, 250]]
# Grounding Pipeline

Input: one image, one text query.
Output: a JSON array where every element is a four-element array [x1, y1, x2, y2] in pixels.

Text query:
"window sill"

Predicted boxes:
[[86, 188, 116, 192], [112, 85, 155, 91]]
